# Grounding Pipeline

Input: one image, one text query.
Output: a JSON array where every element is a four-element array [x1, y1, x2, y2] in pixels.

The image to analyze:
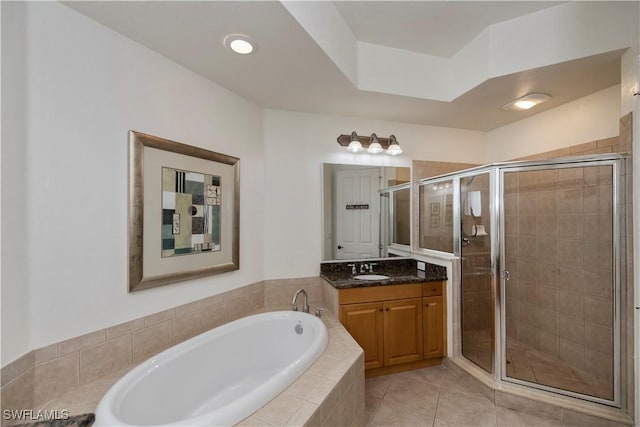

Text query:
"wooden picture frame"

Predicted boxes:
[[128, 131, 240, 292]]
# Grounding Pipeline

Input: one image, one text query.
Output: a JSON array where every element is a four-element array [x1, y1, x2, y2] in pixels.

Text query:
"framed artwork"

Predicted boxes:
[[431, 202, 440, 215], [445, 205, 453, 226], [128, 131, 239, 292], [430, 216, 440, 228]]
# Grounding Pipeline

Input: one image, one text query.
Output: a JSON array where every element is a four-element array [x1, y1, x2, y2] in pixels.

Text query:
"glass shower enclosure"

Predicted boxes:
[[418, 153, 626, 407]]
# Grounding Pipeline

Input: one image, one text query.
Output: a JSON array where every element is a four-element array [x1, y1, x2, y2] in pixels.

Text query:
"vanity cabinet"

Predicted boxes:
[[422, 281, 445, 359], [338, 281, 445, 374], [339, 302, 384, 369], [383, 298, 423, 366]]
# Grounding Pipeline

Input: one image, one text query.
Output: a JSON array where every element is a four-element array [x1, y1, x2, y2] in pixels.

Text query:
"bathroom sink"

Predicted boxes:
[[353, 274, 389, 281]]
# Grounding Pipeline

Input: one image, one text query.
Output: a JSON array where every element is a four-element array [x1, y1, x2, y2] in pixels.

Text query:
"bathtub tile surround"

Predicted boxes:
[[0, 279, 358, 427], [26, 306, 363, 427]]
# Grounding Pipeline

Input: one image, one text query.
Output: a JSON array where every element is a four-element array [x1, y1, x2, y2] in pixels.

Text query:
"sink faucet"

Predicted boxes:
[[290, 289, 309, 313], [347, 263, 357, 275]]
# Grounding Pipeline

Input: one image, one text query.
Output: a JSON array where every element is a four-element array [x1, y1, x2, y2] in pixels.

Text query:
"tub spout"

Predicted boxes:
[[291, 289, 309, 313]]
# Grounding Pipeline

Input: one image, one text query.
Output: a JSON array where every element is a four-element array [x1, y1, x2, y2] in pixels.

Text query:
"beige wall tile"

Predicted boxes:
[[536, 238, 558, 261], [253, 392, 304, 426], [583, 269, 612, 299], [557, 265, 583, 292], [561, 408, 628, 427], [557, 290, 584, 320], [584, 349, 613, 382], [1, 352, 34, 387], [173, 309, 204, 344], [556, 188, 583, 214], [144, 308, 175, 327], [569, 141, 597, 154], [546, 147, 572, 159], [557, 239, 582, 266], [174, 300, 203, 317], [535, 215, 557, 238], [133, 320, 172, 364], [80, 335, 132, 385], [584, 296, 613, 327], [33, 344, 58, 365], [106, 318, 145, 340], [202, 300, 228, 331], [58, 330, 106, 356], [33, 353, 79, 407], [585, 323, 613, 355], [558, 315, 585, 345], [1, 369, 34, 413], [285, 401, 320, 427]]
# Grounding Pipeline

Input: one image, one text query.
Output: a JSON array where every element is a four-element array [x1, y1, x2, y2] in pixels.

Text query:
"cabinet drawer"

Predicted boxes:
[[422, 281, 443, 297], [339, 283, 422, 305]]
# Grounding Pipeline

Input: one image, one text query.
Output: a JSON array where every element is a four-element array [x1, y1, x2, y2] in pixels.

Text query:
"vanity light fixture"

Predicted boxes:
[[223, 34, 256, 55], [386, 135, 403, 155], [347, 131, 363, 153], [367, 133, 384, 154], [502, 93, 551, 111], [337, 132, 403, 156]]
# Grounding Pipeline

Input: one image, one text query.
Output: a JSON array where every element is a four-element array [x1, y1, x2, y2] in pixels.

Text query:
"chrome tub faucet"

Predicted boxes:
[[290, 289, 309, 313]]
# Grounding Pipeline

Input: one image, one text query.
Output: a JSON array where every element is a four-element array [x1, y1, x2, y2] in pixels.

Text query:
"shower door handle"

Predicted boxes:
[[502, 270, 510, 281]]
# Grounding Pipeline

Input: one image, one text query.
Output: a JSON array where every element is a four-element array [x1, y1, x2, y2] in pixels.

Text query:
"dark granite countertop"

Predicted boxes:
[[321, 258, 447, 289]]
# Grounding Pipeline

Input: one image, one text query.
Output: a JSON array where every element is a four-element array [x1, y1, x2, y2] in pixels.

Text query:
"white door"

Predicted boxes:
[[334, 168, 381, 259]]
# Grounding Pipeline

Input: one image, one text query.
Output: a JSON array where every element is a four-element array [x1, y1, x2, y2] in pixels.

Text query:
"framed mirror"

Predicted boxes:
[[322, 164, 410, 261]]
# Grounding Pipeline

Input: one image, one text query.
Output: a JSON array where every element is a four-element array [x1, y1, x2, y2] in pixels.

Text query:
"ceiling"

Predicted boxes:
[[64, 1, 628, 131], [334, 1, 563, 57]]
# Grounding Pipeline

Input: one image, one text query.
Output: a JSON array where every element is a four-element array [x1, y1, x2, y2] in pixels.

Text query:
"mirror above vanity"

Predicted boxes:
[[322, 164, 411, 261]]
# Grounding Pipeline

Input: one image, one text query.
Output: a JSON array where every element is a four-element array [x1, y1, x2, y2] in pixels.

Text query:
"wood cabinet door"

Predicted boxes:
[[383, 298, 423, 366], [423, 296, 444, 359], [340, 302, 384, 369]]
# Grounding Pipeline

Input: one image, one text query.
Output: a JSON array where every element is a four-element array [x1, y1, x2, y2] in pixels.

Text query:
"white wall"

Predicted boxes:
[[486, 85, 621, 162], [1, 1, 265, 363], [262, 109, 486, 279], [1, 2, 31, 366]]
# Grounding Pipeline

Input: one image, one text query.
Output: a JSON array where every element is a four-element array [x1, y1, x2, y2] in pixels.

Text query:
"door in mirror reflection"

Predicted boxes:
[[323, 164, 410, 261], [334, 168, 381, 259]]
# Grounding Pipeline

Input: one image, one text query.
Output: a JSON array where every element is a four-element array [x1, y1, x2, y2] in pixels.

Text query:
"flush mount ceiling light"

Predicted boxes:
[[502, 93, 551, 111], [337, 132, 402, 156], [223, 34, 256, 55], [347, 131, 363, 153]]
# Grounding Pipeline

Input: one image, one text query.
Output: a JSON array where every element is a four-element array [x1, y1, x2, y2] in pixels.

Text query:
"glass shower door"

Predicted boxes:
[[460, 173, 494, 373], [501, 163, 617, 402]]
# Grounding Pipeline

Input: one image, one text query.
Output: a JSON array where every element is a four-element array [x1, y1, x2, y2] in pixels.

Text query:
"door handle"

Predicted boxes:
[[337, 245, 343, 249]]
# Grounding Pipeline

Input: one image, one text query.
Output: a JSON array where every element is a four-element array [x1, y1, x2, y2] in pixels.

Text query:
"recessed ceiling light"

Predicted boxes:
[[502, 93, 551, 111], [223, 34, 255, 55]]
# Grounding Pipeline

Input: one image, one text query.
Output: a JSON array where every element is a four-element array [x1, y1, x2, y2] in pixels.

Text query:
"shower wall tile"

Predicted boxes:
[[559, 338, 586, 370], [505, 157, 619, 400], [559, 316, 585, 345], [558, 290, 584, 320], [585, 323, 613, 355]]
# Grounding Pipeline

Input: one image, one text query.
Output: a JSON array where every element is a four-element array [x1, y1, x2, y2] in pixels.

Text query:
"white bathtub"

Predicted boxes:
[[94, 311, 328, 426]]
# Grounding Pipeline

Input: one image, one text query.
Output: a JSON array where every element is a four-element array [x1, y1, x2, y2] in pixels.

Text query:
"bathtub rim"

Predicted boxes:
[[94, 310, 329, 427]]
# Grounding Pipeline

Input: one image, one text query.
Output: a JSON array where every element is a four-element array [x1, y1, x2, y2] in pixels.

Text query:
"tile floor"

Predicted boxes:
[[365, 364, 568, 427], [462, 328, 612, 401]]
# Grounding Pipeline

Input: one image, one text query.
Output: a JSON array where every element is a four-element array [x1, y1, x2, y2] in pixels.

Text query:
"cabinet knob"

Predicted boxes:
[[385, 308, 390, 311], [379, 308, 383, 312], [432, 288, 436, 292]]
